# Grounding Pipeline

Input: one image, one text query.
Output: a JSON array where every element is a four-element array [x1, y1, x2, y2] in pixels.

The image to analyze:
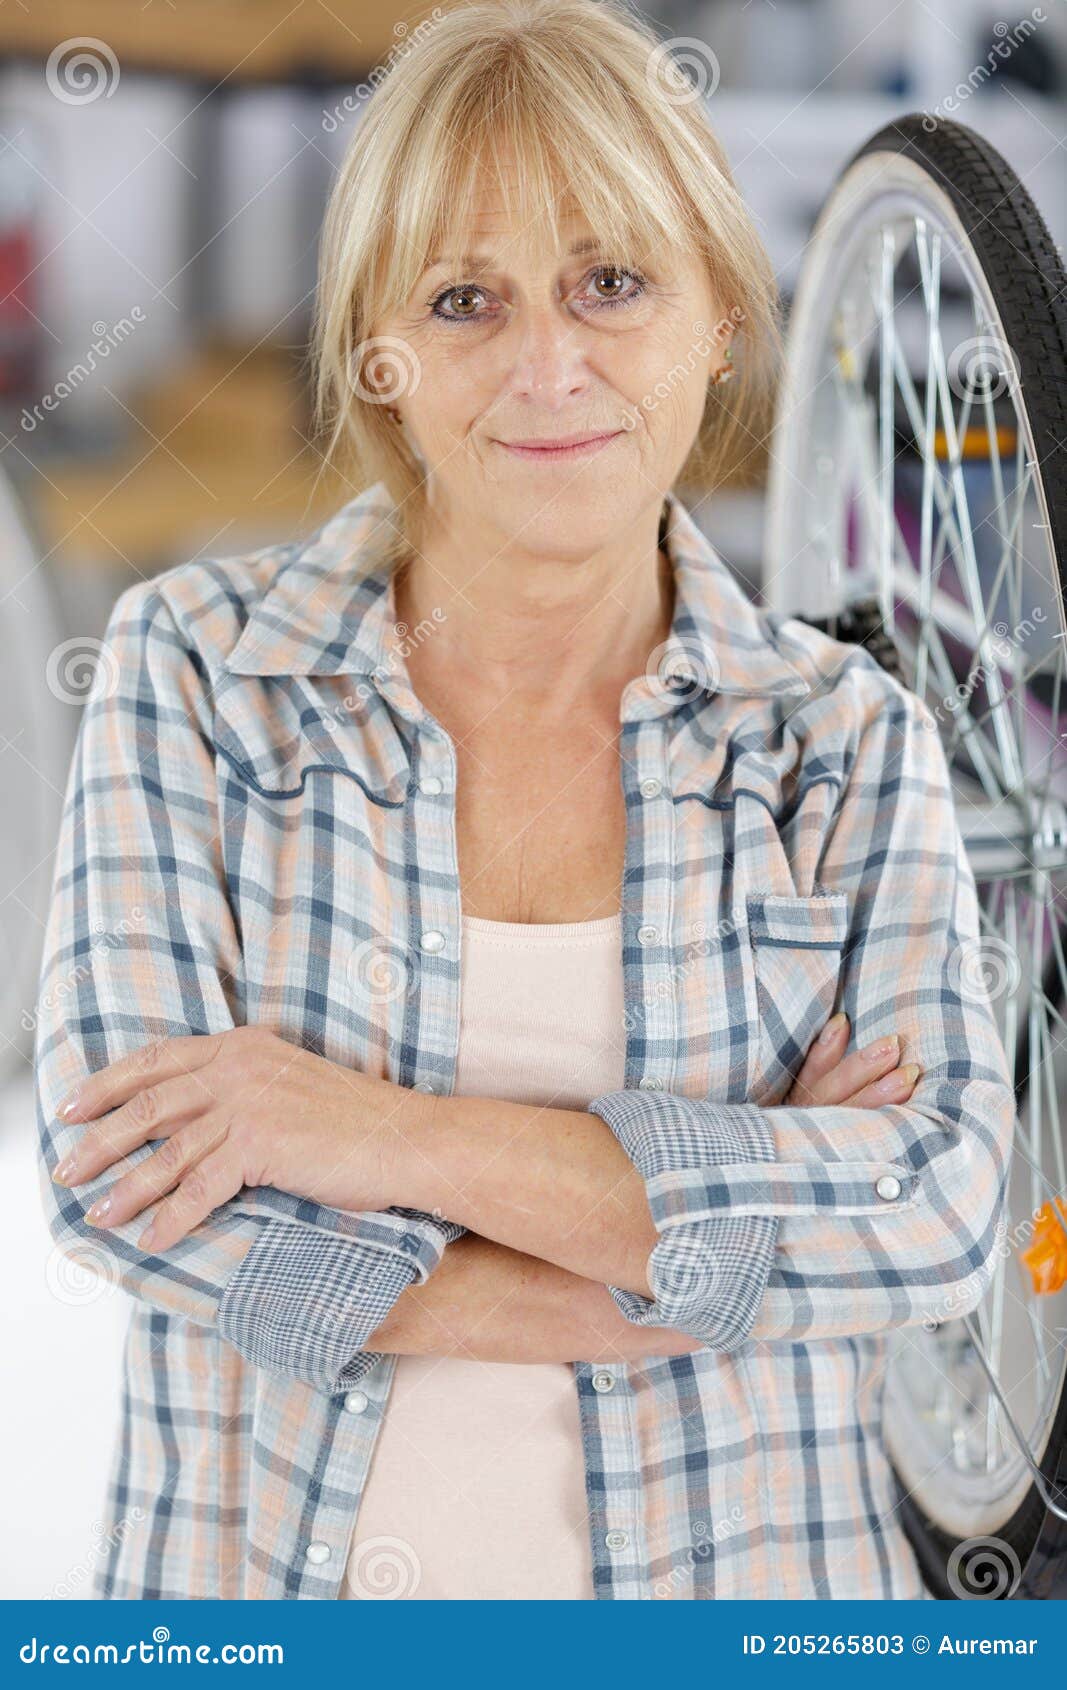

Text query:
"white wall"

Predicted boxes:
[[1, 1072, 127, 1600]]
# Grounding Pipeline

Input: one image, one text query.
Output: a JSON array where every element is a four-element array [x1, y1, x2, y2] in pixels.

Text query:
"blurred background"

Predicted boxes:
[[0, 0, 1064, 1598]]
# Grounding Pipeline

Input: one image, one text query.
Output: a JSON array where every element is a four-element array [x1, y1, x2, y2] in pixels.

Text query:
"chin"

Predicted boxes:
[[498, 482, 635, 556]]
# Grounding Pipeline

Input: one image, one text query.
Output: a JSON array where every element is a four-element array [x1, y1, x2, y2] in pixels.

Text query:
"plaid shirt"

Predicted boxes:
[[35, 480, 1014, 1600]]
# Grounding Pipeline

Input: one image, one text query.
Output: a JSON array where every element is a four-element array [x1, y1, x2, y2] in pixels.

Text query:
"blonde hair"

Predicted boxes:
[[309, 0, 782, 561]]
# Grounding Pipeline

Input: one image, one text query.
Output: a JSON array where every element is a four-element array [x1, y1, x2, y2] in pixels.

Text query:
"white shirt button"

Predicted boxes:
[[592, 1370, 615, 1393], [419, 929, 446, 953], [344, 1390, 369, 1414], [637, 924, 659, 946], [305, 1541, 331, 1564], [639, 777, 662, 799], [638, 1076, 663, 1091], [875, 1174, 902, 1201], [419, 775, 443, 795], [412, 1080, 435, 1094], [604, 1529, 629, 1551]]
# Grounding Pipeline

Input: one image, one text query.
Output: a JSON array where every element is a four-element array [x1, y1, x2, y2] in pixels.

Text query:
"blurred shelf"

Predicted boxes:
[[24, 339, 355, 574], [0, 0, 423, 82]]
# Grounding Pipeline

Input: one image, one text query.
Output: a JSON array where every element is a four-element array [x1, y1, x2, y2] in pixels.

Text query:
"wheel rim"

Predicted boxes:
[[765, 148, 1067, 1541]]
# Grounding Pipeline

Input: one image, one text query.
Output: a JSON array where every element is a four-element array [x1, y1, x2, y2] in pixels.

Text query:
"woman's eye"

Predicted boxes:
[[578, 266, 647, 310], [427, 265, 647, 325], [429, 284, 495, 324]]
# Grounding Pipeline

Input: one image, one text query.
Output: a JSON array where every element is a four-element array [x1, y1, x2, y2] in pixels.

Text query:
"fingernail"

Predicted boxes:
[[876, 1063, 921, 1095], [53, 1157, 77, 1185], [86, 1196, 112, 1225], [58, 1091, 81, 1120], [138, 1224, 157, 1250], [818, 1012, 848, 1045], [862, 1034, 899, 1062]]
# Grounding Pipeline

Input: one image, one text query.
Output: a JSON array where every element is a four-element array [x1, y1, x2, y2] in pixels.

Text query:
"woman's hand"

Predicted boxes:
[[50, 1027, 432, 1251], [785, 1011, 921, 1107]]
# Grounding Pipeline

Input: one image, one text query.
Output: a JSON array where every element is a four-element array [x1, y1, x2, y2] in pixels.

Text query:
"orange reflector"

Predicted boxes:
[[933, 425, 1017, 460], [1019, 1196, 1067, 1295]]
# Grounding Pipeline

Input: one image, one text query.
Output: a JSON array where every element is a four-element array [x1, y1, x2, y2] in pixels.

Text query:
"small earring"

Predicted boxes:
[[711, 344, 735, 386]]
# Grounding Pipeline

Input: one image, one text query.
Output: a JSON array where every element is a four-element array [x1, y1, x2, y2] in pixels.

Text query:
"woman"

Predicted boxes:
[[35, 0, 1013, 1601]]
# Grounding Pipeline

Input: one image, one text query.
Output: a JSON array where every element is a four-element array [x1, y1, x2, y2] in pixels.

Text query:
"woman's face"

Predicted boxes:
[[373, 170, 724, 558]]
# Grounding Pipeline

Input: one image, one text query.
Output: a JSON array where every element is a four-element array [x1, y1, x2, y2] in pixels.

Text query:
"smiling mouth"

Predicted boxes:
[[493, 431, 624, 460]]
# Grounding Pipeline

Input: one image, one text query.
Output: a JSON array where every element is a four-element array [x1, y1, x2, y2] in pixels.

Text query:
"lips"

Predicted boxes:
[[495, 431, 623, 459]]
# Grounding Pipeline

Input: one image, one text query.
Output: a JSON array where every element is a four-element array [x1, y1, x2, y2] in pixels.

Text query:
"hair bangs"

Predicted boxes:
[[378, 53, 692, 314]]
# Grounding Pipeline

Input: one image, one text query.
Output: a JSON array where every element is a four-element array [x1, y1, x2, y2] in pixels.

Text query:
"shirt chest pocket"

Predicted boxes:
[[745, 891, 851, 1107]]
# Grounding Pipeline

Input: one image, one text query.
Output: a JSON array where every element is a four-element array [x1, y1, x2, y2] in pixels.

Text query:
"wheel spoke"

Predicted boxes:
[[773, 155, 1067, 1536]]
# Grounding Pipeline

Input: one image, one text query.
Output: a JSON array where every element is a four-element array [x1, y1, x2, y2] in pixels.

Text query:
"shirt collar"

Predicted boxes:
[[223, 479, 811, 712]]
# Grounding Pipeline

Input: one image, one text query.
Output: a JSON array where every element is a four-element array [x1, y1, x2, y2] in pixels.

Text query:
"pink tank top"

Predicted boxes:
[[340, 910, 626, 1600]]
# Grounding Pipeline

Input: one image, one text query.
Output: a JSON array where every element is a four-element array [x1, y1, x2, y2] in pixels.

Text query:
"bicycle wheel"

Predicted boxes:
[[764, 113, 1067, 1599]]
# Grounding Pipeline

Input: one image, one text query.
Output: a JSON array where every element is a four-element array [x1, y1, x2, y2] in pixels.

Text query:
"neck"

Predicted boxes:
[[391, 497, 675, 722]]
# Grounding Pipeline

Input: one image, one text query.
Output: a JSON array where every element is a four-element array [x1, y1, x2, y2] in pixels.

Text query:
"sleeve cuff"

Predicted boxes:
[[588, 1091, 780, 1347], [216, 1216, 439, 1393]]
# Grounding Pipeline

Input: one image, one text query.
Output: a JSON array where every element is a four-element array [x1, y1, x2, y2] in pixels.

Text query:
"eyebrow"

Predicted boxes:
[[422, 236, 606, 270]]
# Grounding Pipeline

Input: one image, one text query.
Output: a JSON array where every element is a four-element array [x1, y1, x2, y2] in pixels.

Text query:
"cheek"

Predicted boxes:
[[623, 340, 707, 442], [625, 365, 710, 442], [411, 343, 499, 440]]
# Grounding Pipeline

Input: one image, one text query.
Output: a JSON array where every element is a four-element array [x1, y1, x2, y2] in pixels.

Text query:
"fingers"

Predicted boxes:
[[821, 1027, 919, 1108], [788, 1014, 922, 1107], [135, 1147, 243, 1252], [55, 1032, 227, 1125], [79, 1118, 231, 1242], [810, 1031, 905, 1104], [844, 1063, 922, 1108], [785, 1010, 851, 1104], [51, 1073, 208, 1187]]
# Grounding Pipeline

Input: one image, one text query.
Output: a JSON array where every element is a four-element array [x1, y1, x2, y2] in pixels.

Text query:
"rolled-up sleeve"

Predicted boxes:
[[589, 680, 1015, 1348], [34, 580, 461, 1395]]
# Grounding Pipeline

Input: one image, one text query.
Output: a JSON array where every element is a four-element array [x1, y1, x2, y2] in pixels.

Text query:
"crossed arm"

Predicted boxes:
[[363, 1017, 918, 1362], [49, 1001, 918, 1365], [36, 582, 1013, 1392]]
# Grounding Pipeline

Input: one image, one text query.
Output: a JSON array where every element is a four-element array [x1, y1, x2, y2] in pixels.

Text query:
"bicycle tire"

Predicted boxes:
[[816, 112, 1067, 1600]]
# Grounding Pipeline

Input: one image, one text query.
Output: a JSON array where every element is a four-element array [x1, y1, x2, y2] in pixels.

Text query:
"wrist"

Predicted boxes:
[[398, 1090, 494, 1223], [382, 1081, 451, 1211]]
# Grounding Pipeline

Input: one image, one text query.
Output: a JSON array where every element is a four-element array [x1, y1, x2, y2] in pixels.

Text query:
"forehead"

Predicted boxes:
[[388, 135, 704, 302], [429, 177, 595, 260], [425, 135, 640, 246], [424, 191, 690, 280]]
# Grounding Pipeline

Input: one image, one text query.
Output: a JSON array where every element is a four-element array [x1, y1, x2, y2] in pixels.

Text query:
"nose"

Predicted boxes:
[[506, 304, 590, 408]]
